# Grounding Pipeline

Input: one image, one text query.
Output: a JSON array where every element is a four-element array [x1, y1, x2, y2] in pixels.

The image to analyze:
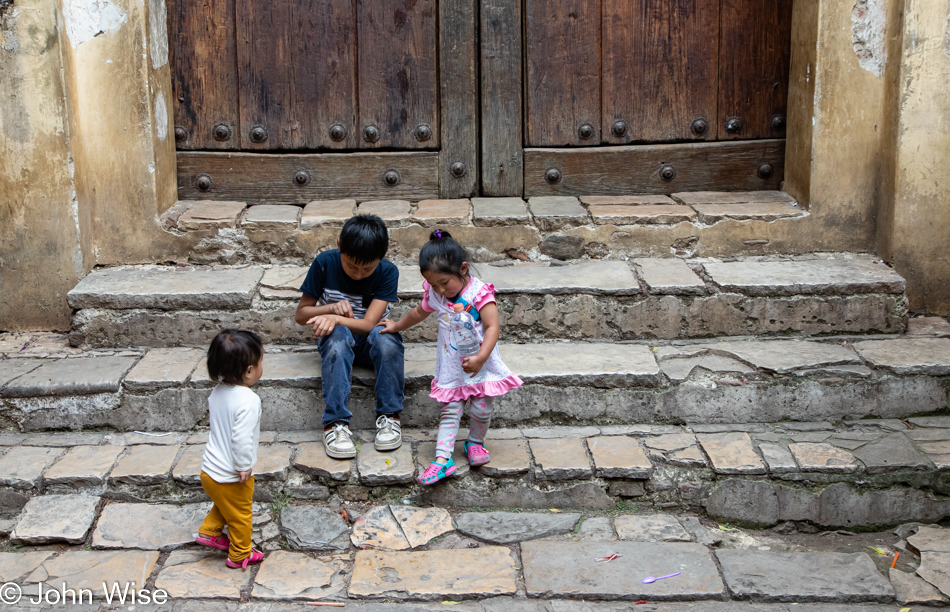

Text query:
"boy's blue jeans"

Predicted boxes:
[[318, 325, 404, 426]]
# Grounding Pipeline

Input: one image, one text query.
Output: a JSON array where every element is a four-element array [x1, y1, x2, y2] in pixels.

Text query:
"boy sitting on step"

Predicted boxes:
[[294, 214, 404, 459]]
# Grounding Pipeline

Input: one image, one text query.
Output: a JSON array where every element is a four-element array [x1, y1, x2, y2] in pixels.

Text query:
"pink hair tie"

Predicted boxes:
[[434, 230, 442, 238]]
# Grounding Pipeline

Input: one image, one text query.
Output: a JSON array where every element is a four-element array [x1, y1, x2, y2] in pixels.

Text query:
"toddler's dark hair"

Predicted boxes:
[[207, 329, 263, 386], [340, 214, 389, 264], [419, 229, 469, 277]]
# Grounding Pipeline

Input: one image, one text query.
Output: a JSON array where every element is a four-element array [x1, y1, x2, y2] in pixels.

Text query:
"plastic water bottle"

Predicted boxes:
[[449, 303, 486, 382]]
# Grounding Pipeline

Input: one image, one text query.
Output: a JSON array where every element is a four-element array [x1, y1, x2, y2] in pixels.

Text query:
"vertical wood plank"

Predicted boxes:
[[358, 0, 439, 150], [525, 0, 602, 146], [602, 0, 719, 144], [168, 0, 238, 150], [480, 0, 524, 195], [718, 0, 794, 140], [236, 1, 292, 149], [291, 0, 359, 149], [438, 0, 479, 197]]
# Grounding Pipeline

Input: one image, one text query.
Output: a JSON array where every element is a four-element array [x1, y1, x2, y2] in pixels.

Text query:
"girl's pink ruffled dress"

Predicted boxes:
[[420, 275, 523, 403]]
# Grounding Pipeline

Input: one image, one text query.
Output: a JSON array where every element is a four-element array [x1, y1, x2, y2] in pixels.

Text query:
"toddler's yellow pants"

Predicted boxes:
[[199, 471, 255, 563]]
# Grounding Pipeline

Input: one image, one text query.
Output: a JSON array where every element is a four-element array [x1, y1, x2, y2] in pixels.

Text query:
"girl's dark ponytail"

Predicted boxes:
[[420, 228, 468, 277]]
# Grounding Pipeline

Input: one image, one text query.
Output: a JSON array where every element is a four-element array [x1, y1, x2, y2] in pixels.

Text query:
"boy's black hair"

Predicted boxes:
[[339, 214, 389, 264], [419, 229, 469, 278], [207, 329, 263, 386]]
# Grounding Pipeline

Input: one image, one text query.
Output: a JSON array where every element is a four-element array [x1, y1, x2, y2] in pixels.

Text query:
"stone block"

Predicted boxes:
[[907, 316, 950, 338], [697, 432, 766, 475], [11, 495, 100, 544], [172, 444, 205, 484], [851, 433, 932, 473], [253, 550, 337, 600], [539, 234, 584, 260], [522, 541, 724, 599], [124, 348, 204, 391], [853, 338, 950, 376], [281, 506, 349, 551], [356, 200, 412, 225], [349, 547, 518, 599], [644, 433, 696, 452], [703, 258, 905, 296], [455, 511, 579, 544], [391, 505, 454, 548], [789, 443, 859, 473], [471, 197, 530, 226], [1, 356, 137, 397], [300, 199, 356, 230], [0, 360, 43, 389], [580, 194, 676, 206], [909, 416, 950, 428], [351, 504, 411, 550], [615, 514, 692, 542], [890, 567, 948, 604], [907, 525, 950, 553], [715, 549, 895, 603], [260, 266, 308, 298], [505, 342, 659, 386], [357, 445, 415, 485], [530, 438, 592, 479], [293, 442, 352, 481], [255, 444, 294, 481], [917, 552, 950, 597], [26, 550, 160, 599], [92, 503, 208, 549], [412, 198, 470, 226], [528, 196, 589, 230], [691, 201, 805, 223], [67, 265, 265, 310], [608, 481, 645, 497], [706, 479, 780, 527], [590, 204, 696, 225], [155, 550, 248, 598], [108, 444, 180, 485], [693, 340, 859, 374], [0, 446, 63, 488], [484, 260, 638, 294], [177, 200, 247, 230], [634, 258, 705, 295], [104, 431, 184, 446], [759, 443, 798, 474], [672, 190, 796, 205], [259, 351, 322, 386], [479, 439, 531, 477], [43, 445, 124, 487], [659, 355, 754, 382], [586, 436, 653, 478], [241, 204, 301, 231], [521, 426, 601, 439]]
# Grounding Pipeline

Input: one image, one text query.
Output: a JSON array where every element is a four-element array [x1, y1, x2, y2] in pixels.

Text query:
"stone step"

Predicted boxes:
[[0, 420, 947, 531], [1, 334, 948, 432], [67, 255, 907, 348]]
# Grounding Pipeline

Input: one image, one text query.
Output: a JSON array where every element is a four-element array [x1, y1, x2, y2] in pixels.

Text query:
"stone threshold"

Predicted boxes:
[[0, 418, 947, 533], [1, 334, 948, 431], [66, 255, 908, 348]]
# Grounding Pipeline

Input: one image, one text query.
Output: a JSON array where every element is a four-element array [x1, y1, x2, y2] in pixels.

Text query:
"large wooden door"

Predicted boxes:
[[169, 0, 477, 201], [483, 0, 794, 196]]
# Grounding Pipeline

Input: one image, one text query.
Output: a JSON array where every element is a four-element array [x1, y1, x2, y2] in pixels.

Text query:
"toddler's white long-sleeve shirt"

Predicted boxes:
[[201, 383, 261, 483]]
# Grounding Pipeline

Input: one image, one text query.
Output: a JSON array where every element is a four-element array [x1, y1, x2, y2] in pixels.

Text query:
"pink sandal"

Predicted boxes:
[[226, 549, 264, 569], [417, 458, 456, 485], [196, 533, 230, 551], [464, 441, 490, 466]]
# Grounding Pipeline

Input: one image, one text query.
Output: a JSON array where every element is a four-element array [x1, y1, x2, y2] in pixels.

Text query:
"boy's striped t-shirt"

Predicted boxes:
[[299, 249, 399, 321]]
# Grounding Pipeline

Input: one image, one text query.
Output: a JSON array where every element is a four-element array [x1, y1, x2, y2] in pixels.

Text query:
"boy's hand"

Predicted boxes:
[[462, 354, 487, 377], [307, 315, 336, 338], [379, 318, 400, 334], [330, 300, 354, 318], [237, 469, 252, 483]]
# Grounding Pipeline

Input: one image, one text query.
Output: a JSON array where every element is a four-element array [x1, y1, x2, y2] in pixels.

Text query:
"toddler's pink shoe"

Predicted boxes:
[[226, 549, 264, 569], [417, 458, 456, 485], [195, 533, 230, 551], [464, 441, 490, 466]]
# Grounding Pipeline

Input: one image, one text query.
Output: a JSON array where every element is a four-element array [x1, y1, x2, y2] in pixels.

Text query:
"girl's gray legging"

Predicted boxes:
[[434, 396, 494, 459]]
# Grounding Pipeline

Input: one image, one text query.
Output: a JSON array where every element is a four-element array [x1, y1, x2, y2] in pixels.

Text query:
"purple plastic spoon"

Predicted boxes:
[[641, 572, 681, 584]]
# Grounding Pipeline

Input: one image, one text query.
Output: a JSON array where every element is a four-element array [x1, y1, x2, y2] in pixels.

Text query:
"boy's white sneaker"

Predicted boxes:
[[324, 422, 357, 459], [374, 415, 402, 451]]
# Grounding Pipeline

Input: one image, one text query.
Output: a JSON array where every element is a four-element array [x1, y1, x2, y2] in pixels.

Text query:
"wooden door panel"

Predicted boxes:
[[236, 0, 358, 150], [525, 0, 602, 147], [602, 0, 719, 144], [168, 0, 239, 150], [358, 0, 439, 150], [718, 0, 793, 140]]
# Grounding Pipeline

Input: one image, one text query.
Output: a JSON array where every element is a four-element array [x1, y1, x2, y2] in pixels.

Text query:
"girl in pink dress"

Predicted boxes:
[[381, 230, 523, 484]]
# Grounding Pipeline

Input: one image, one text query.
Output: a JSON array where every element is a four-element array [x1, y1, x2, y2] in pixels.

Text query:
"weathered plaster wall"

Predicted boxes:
[[879, 0, 950, 312], [58, 0, 178, 266], [0, 0, 87, 330]]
